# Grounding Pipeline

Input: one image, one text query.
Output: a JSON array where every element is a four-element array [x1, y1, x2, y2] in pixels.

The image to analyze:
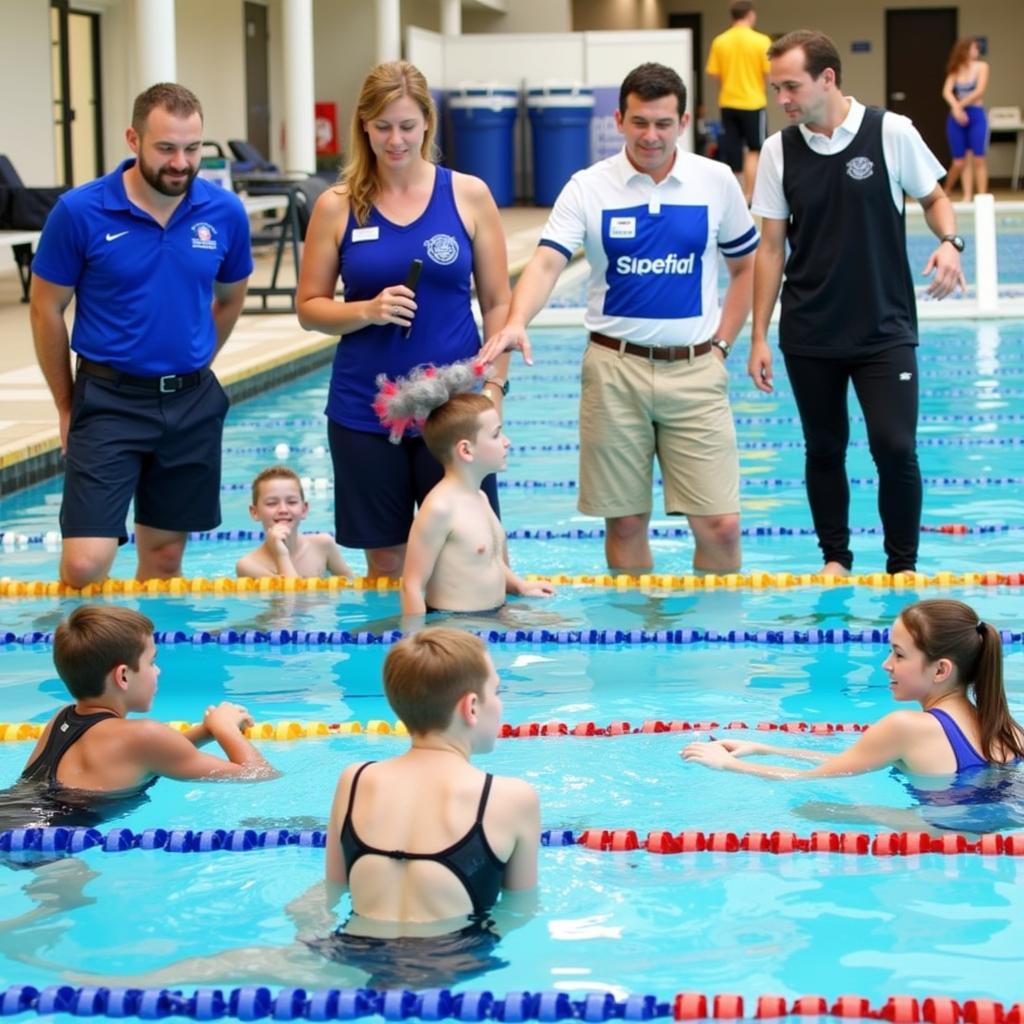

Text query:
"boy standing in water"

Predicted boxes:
[[237, 466, 353, 579], [400, 393, 554, 615]]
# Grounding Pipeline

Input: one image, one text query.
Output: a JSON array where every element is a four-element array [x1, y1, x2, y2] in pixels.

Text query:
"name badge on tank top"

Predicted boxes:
[[351, 226, 380, 242]]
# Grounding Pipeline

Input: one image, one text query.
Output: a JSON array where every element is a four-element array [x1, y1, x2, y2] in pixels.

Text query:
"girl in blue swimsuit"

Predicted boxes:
[[683, 599, 1024, 779], [941, 38, 989, 201]]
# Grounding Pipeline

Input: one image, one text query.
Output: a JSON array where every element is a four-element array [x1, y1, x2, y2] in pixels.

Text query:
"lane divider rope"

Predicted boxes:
[[226, 413, 1024, 429], [0, 718, 876, 743], [207, 477, 1024, 493], [3, 626, 1024, 650], [2, 522, 1013, 548], [0, 985, 1015, 1023], [2, 826, 1023, 860], [3, 571, 1024, 599]]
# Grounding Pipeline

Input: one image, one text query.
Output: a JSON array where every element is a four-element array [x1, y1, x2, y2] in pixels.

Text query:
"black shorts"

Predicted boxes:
[[328, 420, 500, 549], [719, 107, 767, 170], [60, 370, 228, 542]]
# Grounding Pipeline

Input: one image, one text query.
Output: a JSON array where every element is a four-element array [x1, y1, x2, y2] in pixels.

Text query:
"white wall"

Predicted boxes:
[[463, 0, 571, 34], [0, 0, 57, 185], [176, 0, 248, 153]]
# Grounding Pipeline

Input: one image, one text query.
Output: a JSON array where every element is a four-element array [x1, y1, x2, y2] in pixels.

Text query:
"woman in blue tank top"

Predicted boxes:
[[941, 38, 989, 200], [296, 62, 512, 577], [683, 599, 1024, 779]]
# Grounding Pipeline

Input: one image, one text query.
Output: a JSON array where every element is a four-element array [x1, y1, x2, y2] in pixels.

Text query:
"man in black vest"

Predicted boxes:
[[748, 30, 964, 576]]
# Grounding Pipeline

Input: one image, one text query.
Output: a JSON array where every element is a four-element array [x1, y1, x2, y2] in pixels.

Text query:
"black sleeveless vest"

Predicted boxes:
[[779, 106, 918, 357]]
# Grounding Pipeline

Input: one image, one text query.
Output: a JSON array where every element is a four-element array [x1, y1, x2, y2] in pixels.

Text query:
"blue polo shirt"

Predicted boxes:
[[32, 159, 253, 374]]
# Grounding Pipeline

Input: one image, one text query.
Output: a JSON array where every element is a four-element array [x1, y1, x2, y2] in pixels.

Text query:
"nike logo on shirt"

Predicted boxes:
[[105, 231, 129, 242]]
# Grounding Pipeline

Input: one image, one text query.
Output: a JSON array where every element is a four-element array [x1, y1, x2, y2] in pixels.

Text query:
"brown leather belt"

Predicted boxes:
[[589, 331, 712, 362]]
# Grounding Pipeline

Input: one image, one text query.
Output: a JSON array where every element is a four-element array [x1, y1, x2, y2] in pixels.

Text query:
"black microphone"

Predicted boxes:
[[402, 259, 423, 339]]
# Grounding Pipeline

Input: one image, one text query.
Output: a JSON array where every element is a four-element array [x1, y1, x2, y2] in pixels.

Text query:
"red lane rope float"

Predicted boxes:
[[499, 719, 870, 738], [674, 992, 1022, 1023], [0, 718, 874, 744], [568, 829, 1024, 857]]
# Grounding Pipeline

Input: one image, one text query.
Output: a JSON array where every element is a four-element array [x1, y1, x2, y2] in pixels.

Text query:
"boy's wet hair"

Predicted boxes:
[[383, 628, 491, 733], [422, 393, 494, 465], [251, 465, 305, 505], [53, 606, 154, 700]]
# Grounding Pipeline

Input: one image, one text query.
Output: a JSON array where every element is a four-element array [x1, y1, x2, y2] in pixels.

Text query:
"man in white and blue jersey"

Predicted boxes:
[[749, 31, 965, 577], [30, 84, 252, 588], [481, 63, 758, 574]]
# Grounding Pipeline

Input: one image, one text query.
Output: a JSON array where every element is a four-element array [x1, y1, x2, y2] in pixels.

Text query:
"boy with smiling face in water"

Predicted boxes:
[[237, 466, 353, 579], [400, 393, 554, 615]]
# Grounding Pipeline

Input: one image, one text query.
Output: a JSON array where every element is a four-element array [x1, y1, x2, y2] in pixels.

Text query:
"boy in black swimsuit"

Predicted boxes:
[[11, 605, 277, 825]]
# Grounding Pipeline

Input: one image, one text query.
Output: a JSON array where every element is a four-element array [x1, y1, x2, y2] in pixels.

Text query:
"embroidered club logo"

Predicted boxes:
[[191, 222, 218, 250], [846, 156, 874, 181], [424, 234, 459, 266]]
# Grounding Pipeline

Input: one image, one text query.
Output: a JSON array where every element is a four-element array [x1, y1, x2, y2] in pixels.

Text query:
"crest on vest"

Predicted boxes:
[[845, 156, 874, 181]]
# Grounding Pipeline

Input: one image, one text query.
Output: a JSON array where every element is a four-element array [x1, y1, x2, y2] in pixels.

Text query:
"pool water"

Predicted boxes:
[[1, 323, 1024, 1006]]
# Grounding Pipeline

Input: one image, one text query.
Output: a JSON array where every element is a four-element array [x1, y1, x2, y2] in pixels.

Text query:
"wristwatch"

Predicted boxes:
[[483, 378, 510, 399], [940, 234, 965, 252], [710, 338, 731, 359]]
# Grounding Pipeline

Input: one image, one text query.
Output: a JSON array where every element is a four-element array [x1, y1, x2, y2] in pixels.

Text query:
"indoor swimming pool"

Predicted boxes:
[[0, 322, 1023, 1013]]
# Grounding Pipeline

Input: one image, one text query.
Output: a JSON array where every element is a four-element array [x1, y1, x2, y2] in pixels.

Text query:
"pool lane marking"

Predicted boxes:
[[4, 569, 1024, 598], [2, 825, 1023, 859]]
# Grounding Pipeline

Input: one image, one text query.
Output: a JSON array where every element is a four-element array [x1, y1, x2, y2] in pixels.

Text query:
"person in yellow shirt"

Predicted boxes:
[[706, 1, 772, 203]]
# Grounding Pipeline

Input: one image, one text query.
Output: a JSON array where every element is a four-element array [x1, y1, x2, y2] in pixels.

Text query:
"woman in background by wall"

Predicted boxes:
[[942, 38, 989, 200]]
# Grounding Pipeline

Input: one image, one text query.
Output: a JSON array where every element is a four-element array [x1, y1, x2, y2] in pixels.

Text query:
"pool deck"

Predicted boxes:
[[0, 206, 551, 495]]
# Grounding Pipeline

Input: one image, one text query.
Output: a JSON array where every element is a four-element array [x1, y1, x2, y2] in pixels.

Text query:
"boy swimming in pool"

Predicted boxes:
[[400, 393, 555, 615], [683, 599, 1024, 780], [237, 465, 353, 579], [9, 605, 277, 824]]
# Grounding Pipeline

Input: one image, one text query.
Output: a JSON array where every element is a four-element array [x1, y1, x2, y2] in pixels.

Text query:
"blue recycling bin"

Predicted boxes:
[[527, 84, 595, 206], [447, 85, 519, 207]]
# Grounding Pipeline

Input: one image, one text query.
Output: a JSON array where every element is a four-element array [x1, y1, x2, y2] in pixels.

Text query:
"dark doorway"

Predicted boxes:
[[50, 2, 104, 185], [668, 13, 703, 119], [885, 8, 957, 162], [244, 2, 271, 157]]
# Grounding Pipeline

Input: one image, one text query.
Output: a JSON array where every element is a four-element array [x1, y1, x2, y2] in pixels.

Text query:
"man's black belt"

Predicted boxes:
[[76, 356, 204, 393], [589, 331, 713, 362]]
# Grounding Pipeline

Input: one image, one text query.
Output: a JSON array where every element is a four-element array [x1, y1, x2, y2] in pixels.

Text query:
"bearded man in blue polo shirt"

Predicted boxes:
[[481, 63, 757, 574], [30, 83, 253, 588]]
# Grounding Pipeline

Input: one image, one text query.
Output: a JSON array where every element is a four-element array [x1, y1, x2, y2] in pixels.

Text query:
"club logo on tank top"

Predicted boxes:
[[424, 233, 459, 265], [845, 156, 874, 181]]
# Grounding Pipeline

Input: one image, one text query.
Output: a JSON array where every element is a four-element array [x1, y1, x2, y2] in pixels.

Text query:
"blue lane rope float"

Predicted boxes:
[[0, 987, 1019, 1024], [217, 437, 1024, 457], [210, 476, 1024, 493], [2, 985, 1013, 1023], [3, 826, 1024, 862], [4, 627, 1024, 648], [4, 522, 1019, 548], [229, 413, 1024, 430]]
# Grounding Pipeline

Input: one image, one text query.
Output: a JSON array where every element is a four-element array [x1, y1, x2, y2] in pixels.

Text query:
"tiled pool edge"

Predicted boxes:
[[0, 337, 337, 498]]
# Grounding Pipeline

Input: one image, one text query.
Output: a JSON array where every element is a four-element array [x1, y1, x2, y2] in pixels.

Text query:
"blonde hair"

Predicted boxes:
[[383, 629, 491, 734], [343, 61, 438, 226]]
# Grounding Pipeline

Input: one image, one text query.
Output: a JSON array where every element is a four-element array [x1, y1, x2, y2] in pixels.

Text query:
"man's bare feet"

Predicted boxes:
[[819, 561, 850, 577]]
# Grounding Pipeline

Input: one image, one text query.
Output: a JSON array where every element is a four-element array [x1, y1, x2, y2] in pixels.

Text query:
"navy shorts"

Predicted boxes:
[[328, 420, 500, 549], [719, 107, 767, 170], [61, 370, 228, 542]]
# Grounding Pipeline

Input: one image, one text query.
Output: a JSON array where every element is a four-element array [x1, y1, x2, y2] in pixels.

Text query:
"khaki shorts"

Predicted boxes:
[[578, 340, 740, 519]]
